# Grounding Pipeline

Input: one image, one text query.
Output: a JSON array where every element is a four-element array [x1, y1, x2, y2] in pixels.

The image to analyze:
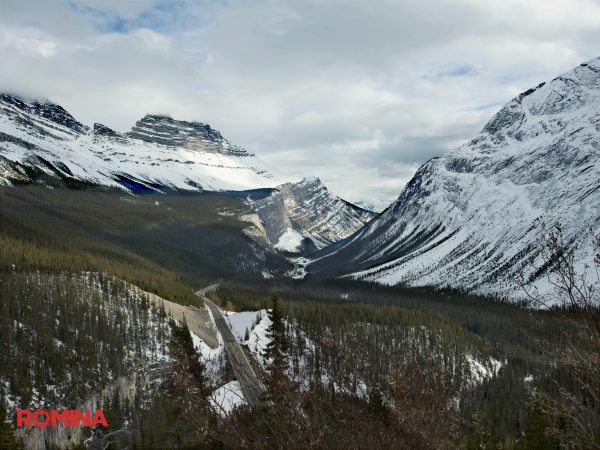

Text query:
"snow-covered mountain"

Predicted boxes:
[[0, 94, 281, 192], [0, 94, 374, 253], [247, 177, 376, 253], [311, 57, 600, 299]]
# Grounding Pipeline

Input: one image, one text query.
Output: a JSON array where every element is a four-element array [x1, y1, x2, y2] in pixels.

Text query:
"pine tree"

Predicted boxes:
[[263, 291, 288, 394], [0, 402, 23, 450]]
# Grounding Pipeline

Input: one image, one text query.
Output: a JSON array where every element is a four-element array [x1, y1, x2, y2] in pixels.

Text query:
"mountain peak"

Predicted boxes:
[[478, 55, 600, 146], [298, 176, 322, 186], [0, 93, 88, 134], [127, 114, 223, 145], [311, 56, 600, 300], [125, 114, 249, 155], [93, 122, 117, 136]]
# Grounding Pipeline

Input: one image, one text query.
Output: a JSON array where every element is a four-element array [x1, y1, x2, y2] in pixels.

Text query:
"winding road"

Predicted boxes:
[[195, 285, 264, 407]]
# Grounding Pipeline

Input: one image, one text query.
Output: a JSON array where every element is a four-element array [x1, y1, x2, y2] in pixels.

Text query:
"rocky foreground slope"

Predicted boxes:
[[311, 57, 600, 299]]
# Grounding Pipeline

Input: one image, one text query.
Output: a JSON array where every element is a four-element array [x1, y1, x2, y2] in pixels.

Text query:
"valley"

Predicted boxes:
[[0, 56, 599, 449]]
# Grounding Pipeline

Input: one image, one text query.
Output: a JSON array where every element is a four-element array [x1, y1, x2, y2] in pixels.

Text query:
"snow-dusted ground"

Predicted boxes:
[[210, 381, 247, 416], [191, 330, 226, 380], [286, 257, 310, 279], [244, 312, 273, 366], [198, 306, 271, 415], [465, 354, 503, 385], [222, 310, 266, 342], [219, 308, 502, 395]]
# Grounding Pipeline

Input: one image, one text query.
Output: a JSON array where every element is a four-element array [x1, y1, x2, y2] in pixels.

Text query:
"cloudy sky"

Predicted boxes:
[[1, 0, 599, 209]]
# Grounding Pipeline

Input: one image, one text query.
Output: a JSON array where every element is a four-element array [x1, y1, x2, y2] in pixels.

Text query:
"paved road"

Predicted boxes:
[[126, 281, 219, 347], [195, 286, 264, 407]]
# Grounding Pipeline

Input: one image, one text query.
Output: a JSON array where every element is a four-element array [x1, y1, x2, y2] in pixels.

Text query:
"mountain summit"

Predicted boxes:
[[126, 114, 248, 156], [311, 57, 600, 299]]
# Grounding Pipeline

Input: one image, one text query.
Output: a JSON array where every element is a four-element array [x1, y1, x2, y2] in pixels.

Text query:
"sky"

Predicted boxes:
[[1, 0, 599, 210]]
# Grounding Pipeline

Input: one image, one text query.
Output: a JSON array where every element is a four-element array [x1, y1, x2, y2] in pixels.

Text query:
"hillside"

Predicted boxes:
[[310, 57, 600, 299]]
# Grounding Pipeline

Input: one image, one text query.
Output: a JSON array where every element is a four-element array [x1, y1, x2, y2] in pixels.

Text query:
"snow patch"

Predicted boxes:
[[274, 228, 304, 252], [210, 381, 246, 416]]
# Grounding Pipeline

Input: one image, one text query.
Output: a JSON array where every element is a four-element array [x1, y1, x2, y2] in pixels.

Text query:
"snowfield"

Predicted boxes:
[[210, 381, 246, 416]]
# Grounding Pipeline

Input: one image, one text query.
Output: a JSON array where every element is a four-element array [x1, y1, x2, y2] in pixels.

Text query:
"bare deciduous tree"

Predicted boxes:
[[519, 222, 600, 449]]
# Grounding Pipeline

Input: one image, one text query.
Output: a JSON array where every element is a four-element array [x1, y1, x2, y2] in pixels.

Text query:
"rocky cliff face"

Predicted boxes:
[[247, 177, 376, 254], [311, 57, 600, 299], [126, 114, 248, 156]]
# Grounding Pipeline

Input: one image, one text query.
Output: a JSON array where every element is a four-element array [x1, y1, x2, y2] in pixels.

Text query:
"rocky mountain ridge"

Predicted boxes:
[[0, 93, 278, 192], [310, 57, 600, 299], [247, 177, 376, 254]]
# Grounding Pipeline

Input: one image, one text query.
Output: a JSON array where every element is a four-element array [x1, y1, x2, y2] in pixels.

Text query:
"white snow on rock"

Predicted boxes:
[[223, 310, 266, 342], [0, 95, 284, 192], [245, 312, 273, 367], [274, 228, 305, 252], [190, 330, 225, 379], [286, 257, 310, 279], [466, 354, 503, 385], [248, 177, 376, 252]]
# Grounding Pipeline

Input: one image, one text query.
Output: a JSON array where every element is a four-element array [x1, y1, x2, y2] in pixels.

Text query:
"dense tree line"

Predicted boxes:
[[0, 271, 171, 412], [2, 267, 592, 448], [0, 185, 291, 306], [92, 320, 217, 449]]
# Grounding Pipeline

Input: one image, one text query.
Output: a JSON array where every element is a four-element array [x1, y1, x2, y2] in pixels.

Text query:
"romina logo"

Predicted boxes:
[[17, 409, 108, 428]]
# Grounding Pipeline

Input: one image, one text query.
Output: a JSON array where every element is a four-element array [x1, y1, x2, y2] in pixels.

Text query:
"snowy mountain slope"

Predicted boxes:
[[0, 94, 375, 253], [310, 57, 600, 298], [0, 94, 282, 192], [246, 177, 376, 253]]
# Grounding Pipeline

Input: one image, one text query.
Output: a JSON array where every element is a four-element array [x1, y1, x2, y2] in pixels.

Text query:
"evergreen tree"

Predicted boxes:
[[0, 403, 23, 450], [262, 291, 288, 395], [516, 401, 560, 450]]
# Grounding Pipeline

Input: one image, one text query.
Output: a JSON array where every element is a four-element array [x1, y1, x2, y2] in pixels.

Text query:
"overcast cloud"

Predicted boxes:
[[1, 0, 599, 209]]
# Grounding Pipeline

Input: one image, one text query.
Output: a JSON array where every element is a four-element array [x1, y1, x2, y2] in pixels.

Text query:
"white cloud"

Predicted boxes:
[[0, 25, 57, 59], [1, 0, 599, 209]]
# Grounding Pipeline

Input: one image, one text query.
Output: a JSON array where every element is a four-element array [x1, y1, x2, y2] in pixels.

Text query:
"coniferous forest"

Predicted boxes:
[[1, 185, 599, 449]]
